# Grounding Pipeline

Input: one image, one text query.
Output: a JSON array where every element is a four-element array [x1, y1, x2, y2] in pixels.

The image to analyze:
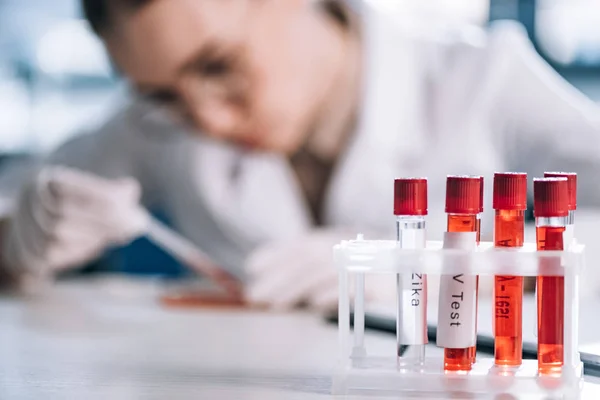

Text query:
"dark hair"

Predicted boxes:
[[82, 0, 152, 34], [83, 0, 350, 35], [322, 0, 350, 28]]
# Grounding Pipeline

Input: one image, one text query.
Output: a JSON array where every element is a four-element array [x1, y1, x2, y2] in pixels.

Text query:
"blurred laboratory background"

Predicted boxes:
[[0, 0, 121, 155], [0, 0, 598, 156]]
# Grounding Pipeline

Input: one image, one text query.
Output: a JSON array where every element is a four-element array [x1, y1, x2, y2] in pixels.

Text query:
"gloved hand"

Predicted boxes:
[[244, 229, 396, 311], [2, 167, 149, 276]]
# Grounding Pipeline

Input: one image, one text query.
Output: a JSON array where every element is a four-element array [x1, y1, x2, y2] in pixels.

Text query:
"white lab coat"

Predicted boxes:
[[34, 2, 600, 280]]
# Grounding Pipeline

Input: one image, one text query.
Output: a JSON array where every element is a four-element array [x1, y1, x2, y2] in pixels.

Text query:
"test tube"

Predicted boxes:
[[544, 172, 577, 244], [438, 176, 482, 372], [534, 177, 569, 374], [493, 173, 527, 366], [394, 178, 428, 365], [471, 176, 484, 365]]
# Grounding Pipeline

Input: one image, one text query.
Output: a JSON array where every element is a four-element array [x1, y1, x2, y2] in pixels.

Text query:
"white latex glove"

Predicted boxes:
[[2, 167, 149, 276], [245, 229, 397, 311]]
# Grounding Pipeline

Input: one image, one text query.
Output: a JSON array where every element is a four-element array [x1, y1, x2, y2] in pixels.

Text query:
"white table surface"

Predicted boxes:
[[1, 277, 600, 400]]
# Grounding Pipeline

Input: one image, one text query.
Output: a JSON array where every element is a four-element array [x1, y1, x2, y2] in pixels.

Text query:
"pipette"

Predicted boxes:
[[143, 211, 243, 298]]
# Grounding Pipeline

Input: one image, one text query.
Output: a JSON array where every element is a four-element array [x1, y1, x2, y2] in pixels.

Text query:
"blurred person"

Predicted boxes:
[[1, 0, 600, 307]]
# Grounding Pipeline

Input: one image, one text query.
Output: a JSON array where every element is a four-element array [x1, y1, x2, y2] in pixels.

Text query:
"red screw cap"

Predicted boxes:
[[544, 172, 577, 210], [445, 176, 482, 214], [394, 178, 428, 216], [493, 172, 527, 210], [534, 177, 569, 217]]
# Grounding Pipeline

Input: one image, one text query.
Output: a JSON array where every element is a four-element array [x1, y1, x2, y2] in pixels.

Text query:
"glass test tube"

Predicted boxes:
[[438, 176, 482, 372], [544, 172, 577, 243], [394, 178, 428, 365], [534, 177, 569, 374], [472, 176, 484, 365], [493, 173, 527, 366]]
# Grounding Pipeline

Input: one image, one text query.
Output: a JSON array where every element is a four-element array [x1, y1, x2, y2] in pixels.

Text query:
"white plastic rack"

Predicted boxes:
[[333, 237, 585, 398]]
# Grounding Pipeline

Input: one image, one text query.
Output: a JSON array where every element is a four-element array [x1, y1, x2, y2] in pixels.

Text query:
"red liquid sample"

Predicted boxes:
[[444, 214, 479, 371], [473, 216, 481, 365], [494, 210, 524, 366], [536, 226, 565, 374]]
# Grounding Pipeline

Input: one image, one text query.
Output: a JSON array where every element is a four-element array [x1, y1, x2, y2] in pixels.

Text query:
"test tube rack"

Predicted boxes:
[[333, 237, 585, 398]]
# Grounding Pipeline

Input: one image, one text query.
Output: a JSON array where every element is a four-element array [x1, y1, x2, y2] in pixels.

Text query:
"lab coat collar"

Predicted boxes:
[[324, 3, 428, 234], [194, 138, 312, 249]]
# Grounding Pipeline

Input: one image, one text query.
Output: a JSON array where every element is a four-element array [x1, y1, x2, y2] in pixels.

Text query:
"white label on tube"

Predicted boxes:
[[564, 225, 575, 249], [436, 231, 478, 349], [397, 228, 427, 345]]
